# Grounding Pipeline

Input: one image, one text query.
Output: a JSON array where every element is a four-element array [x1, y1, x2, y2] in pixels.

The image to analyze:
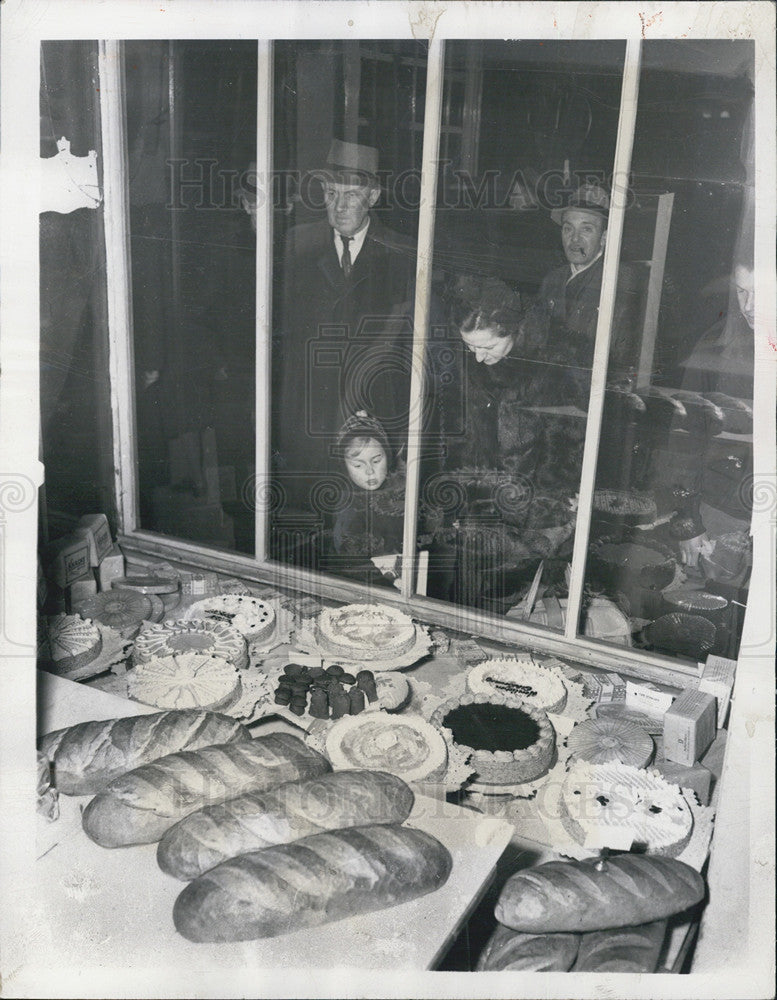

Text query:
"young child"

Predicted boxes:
[[330, 411, 406, 579]]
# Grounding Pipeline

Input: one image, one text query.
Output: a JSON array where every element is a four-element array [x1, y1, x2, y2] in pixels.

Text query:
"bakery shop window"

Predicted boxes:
[[41, 37, 759, 676], [418, 41, 627, 627], [267, 41, 427, 579], [126, 41, 258, 553], [580, 40, 755, 663]]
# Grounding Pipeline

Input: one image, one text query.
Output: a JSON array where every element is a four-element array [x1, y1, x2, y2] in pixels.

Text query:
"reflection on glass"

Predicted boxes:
[[128, 41, 257, 553], [269, 42, 425, 586], [584, 40, 755, 663], [421, 41, 626, 630]]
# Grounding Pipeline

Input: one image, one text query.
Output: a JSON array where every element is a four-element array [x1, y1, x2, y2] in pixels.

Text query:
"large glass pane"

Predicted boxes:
[[420, 41, 627, 632], [40, 42, 114, 534], [127, 41, 257, 553], [582, 40, 755, 663], [269, 42, 425, 586]]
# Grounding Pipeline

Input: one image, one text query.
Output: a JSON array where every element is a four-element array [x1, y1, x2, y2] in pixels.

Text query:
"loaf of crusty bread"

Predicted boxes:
[[38, 710, 250, 795], [82, 733, 329, 847], [573, 919, 668, 972], [158, 769, 415, 880], [495, 855, 705, 933], [475, 924, 580, 971], [173, 823, 452, 942]]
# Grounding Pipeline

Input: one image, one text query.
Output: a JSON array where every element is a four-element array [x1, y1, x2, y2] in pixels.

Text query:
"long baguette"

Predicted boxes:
[[38, 710, 250, 796], [82, 733, 330, 847], [476, 925, 580, 971], [495, 855, 705, 933], [173, 823, 452, 942], [158, 769, 415, 880], [573, 919, 667, 972]]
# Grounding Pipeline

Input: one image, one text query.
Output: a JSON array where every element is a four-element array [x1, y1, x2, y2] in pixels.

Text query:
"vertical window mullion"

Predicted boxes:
[[564, 38, 643, 640], [98, 40, 137, 534], [400, 39, 446, 599], [254, 40, 273, 562]]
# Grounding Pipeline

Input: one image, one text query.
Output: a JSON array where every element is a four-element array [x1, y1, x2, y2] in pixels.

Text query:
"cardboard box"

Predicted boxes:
[[77, 513, 113, 566], [606, 672, 627, 702], [698, 655, 736, 728], [97, 543, 126, 592], [653, 759, 713, 805], [626, 679, 676, 717], [663, 688, 717, 766], [575, 669, 603, 702], [46, 534, 92, 589]]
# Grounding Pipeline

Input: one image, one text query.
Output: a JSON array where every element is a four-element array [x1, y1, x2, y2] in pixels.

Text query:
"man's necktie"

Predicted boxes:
[[340, 235, 352, 278]]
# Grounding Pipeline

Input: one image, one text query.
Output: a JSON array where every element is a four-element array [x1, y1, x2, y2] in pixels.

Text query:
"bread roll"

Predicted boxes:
[[476, 924, 580, 971], [173, 823, 452, 942], [573, 919, 667, 972], [82, 733, 329, 847], [38, 710, 250, 795], [158, 769, 415, 880], [495, 855, 705, 933]]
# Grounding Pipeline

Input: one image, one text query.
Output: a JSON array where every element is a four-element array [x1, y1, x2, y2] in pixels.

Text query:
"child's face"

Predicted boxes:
[[344, 438, 388, 491]]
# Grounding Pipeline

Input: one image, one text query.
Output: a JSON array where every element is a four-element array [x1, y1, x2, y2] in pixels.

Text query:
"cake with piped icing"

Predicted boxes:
[[431, 692, 555, 786], [127, 653, 241, 712], [325, 712, 447, 783], [566, 717, 654, 768], [47, 614, 102, 672], [132, 618, 248, 670], [466, 658, 568, 714], [317, 603, 416, 661], [74, 589, 152, 638], [183, 594, 275, 643], [559, 760, 693, 856]]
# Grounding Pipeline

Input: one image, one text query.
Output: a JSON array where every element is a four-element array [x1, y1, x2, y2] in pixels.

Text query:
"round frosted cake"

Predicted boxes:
[[431, 693, 555, 786], [566, 717, 654, 768], [74, 589, 152, 638], [183, 594, 275, 643], [132, 618, 248, 670], [47, 614, 102, 672], [127, 653, 241, 712], [317, 603, 416, 661], [326, 713, 447, 783], [593, 489, 657, 524], [559, 760, 694, 857], [466, 658, 568, 714]]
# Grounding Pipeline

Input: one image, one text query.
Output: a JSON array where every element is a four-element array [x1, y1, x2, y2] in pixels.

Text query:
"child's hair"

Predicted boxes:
[[342, 433, 384, 458]]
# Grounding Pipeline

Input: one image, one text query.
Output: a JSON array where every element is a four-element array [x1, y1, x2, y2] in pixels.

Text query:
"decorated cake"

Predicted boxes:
[[644, 613, 716, 659], [374, 671, 412, 713], [591, 540, 675, 589], [317, 603, 417, 661], [466, 658, 568, 714], [127, 653, 241, 712], [592, 489, 657, 524], [566, 717, 654, 768], [183, 594, 275, 643], [325, 712, 448, 783], [74, 589, 152, 638], [132, 618, 248, 670], [663, 590, 728, 615], [559, 760, 694, 856], [47, 613, 102, 672], [431, 692, 555, 786]]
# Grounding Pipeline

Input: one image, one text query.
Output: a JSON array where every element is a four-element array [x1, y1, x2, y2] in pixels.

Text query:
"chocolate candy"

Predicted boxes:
[[308, 688, 330, 719], [348, 687, 366, 715]]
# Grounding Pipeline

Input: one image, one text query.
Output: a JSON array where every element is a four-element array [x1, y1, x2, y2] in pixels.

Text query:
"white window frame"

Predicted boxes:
[[102, 36, 747, 686]]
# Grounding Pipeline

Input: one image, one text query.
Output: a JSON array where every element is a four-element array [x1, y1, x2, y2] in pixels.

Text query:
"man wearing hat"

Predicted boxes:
[[521, 182, 641, 376], [272, 138, 417, 515]]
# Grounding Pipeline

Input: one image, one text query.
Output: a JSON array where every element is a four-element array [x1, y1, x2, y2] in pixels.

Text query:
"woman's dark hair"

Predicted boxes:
[[445, 274, 523, 338]]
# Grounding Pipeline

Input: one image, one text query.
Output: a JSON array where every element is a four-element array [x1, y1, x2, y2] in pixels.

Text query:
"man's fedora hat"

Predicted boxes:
[[322, 139, 380, 186], [551, 183, 610, 225]]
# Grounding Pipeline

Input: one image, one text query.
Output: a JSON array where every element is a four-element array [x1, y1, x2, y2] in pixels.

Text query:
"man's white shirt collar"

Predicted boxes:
[[333, 218, 370, 266]]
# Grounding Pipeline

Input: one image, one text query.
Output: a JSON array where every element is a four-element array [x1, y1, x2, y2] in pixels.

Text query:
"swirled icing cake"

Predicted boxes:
[[183, 594, 275, 642], [133, 618, 248, 670], [559, 760, 693, 856], [47, 614, 102, 672], [317, 603, 416, 661], [325, 713, 447, 783], [466, 658, 568, 714], [127, 653, 241, 712]]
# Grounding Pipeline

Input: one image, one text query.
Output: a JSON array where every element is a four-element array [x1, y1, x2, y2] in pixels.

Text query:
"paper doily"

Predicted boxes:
[[293, 622, 433, 671], [245, 599, 295, 657]]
